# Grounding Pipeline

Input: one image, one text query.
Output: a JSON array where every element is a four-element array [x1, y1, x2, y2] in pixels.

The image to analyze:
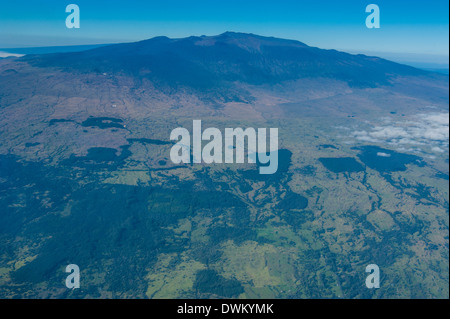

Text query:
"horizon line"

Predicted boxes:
[[1, 32, 449, 68]]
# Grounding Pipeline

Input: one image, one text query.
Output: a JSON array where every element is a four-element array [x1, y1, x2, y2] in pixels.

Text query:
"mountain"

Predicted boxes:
[[25, 32, 432, 89], [0, 32, 448, 299], [4, 32, 445, 119]]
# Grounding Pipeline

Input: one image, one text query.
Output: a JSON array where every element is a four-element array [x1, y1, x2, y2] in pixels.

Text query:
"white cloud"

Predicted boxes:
[[351, 112, 449, 151], [377, 152, 391, 157], [431, 146, 445, 153], [0, 51, 24, 58]]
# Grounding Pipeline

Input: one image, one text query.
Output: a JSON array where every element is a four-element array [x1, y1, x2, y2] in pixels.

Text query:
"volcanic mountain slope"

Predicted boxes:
[[23, 32, 434, 87], [0, 33, 448, 299], [1, 32, 447, 122]]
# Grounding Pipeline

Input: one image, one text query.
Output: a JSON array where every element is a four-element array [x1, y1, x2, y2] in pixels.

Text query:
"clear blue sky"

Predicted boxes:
[[0, 0, 448, 63]]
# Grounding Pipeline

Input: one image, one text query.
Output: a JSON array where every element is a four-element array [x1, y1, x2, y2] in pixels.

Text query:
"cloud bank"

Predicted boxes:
[[351, 112, 449, 153]]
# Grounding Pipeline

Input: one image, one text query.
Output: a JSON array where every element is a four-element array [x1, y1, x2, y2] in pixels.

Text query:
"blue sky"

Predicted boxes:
[[0, 0, 448, 64]]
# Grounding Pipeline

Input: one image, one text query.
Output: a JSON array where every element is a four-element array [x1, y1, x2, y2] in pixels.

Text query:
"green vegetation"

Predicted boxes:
[[0, 115, 448, 299]]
